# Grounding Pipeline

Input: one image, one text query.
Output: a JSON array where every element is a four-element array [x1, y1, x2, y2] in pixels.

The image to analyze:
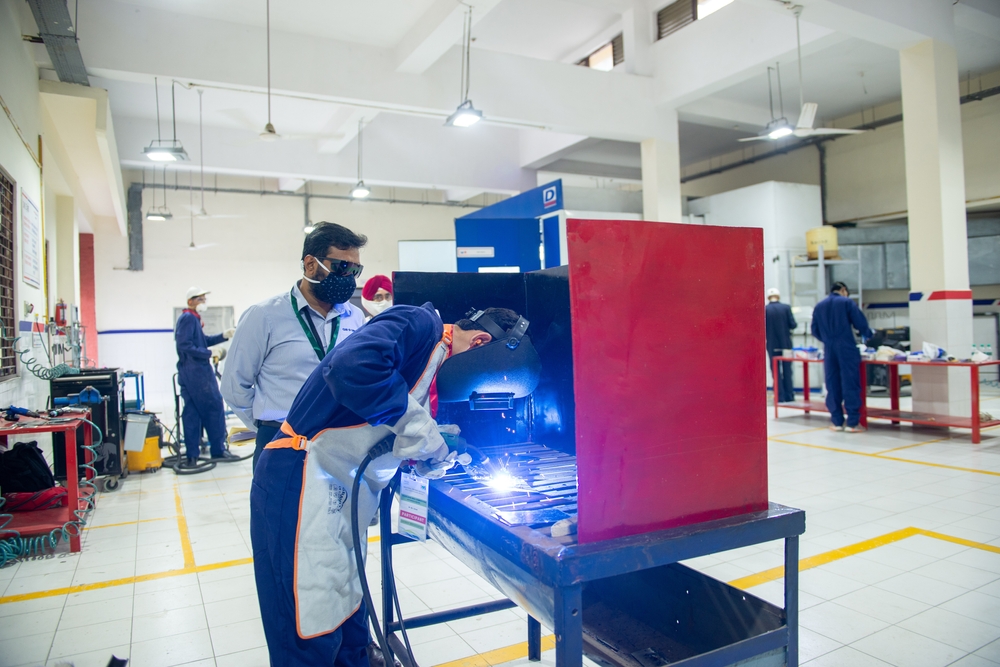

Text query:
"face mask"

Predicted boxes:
[[363, 298, 392, 316], [304, 259, 356, 305], [195, 303, 208, 314]]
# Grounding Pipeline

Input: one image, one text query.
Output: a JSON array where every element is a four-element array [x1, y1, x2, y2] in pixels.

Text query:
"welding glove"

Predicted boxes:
[[412, 448, 458, 479], [223, 328, 236, 340], [438, 425, 472, 467], [388, 395, 446, 461]]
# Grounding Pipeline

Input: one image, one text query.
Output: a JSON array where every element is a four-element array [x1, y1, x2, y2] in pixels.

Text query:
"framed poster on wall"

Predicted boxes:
[[20, 191, 41, 289]]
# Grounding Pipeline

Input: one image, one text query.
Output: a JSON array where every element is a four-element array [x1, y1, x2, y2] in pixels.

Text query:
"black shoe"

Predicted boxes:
[[366, 642, 401, 667], [210, 450, 240, 462], [178, 457, 202, 469]]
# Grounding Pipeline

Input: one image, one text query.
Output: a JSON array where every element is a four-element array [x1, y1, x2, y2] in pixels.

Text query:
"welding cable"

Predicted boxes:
[[383, 475, 418, 664], [0, 324, 79, 381], [351, 436, 419, 667], [0, 419, 102, 567]]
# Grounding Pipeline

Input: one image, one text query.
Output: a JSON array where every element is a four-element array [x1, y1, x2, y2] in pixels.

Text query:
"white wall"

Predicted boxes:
[[0, 0, 58, 416], [94, 172, 475, 415]]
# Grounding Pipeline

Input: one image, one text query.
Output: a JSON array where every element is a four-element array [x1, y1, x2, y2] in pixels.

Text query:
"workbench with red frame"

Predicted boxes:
[[0, 416, 95, 553], [773, 356, 1000, 444]]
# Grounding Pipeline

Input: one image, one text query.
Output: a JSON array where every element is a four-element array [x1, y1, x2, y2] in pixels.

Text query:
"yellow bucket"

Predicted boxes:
[[806, 226, 839, 259]]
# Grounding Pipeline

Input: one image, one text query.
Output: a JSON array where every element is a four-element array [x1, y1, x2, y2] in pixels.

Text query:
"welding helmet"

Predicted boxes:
[[436, 309, 542, 406]]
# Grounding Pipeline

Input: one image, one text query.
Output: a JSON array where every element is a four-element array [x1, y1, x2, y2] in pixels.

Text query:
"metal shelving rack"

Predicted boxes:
[[790, 244, 864, 340]]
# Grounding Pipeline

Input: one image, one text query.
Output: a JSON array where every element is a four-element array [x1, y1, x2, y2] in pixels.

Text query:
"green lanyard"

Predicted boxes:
[[291, 289, 341, 361]]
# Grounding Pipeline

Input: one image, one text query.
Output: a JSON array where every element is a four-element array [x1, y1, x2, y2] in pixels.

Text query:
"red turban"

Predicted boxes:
[[362, 275, 393, 300]]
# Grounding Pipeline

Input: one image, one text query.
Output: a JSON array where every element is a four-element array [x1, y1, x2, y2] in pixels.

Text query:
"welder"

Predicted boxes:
[[175, 287, 237, 466], [251, 304, 528, 667], [811, 282, 873, 432]]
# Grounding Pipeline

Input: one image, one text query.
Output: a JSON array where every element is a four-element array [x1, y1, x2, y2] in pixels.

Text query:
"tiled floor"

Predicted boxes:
[[1, 391, 999, 667]]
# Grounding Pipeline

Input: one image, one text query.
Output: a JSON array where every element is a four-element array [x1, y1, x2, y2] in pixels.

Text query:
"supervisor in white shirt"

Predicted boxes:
[[221, 222, 368, 468]]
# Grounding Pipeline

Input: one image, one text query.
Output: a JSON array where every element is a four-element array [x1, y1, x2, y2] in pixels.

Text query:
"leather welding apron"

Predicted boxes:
[[265, 335, 450, 639]]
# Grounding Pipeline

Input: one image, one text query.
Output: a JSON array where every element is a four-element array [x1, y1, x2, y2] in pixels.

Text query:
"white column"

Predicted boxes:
[[622, 3, 654, 77], [640, 111, 682, 223], [55, 195, 81, 307], [901, 38, 972, 418]]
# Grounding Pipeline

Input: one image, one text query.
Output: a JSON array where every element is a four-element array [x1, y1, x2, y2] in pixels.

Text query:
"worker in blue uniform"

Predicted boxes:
[[175, 287, 238, 466], [251, 305, 523, 667], [765, 288, 797, 403], [811, 282, 873, 432]]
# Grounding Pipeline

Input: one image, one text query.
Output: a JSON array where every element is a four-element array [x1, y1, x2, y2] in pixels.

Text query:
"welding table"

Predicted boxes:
[[378, 446, 806, 667], [0, 416, 95, 553], [773, 356, 1000, 443]]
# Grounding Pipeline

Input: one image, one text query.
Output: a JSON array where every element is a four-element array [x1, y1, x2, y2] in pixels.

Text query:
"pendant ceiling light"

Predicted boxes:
[[146, 167, 174, 220], [445, 7, 483, 127], [350, 120, 370, 199], [260, 0, 280, 141], [143, 78, 189, 162]]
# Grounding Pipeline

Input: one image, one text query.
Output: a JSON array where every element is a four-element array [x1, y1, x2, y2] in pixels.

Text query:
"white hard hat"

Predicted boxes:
[[767, 288, 781, 299], [186, 287, 210, 301]]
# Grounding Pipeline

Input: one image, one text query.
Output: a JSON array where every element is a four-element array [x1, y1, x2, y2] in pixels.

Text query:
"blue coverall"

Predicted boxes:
[[765, 301, 797, 403], [251, 304, 444, 667], [174, 310, 228, 459], [811, 294, 873, 427]]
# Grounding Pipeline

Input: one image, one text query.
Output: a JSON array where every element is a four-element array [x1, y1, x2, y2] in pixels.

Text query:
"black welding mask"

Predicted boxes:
[[437, 310, 542, 409]]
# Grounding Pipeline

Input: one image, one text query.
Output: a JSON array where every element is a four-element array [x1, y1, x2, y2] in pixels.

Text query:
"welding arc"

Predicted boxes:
[[352, 436, 418, 667]]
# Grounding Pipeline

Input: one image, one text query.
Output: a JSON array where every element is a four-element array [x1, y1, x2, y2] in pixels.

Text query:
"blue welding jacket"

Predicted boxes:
[[810, 293, 873, 350], [282, 303, 444, 440], [175, 310, 226, 379]]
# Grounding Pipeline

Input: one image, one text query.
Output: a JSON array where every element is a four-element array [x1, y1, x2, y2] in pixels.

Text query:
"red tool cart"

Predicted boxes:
[[0, 416, 95, 553], [773, 356, 1000, 443]]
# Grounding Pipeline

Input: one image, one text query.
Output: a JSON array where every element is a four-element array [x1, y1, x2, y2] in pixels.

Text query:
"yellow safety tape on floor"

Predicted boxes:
[[769, 436, 1000, 477], [174, 486, 196, 569], [728, 526, 1000, 590], [434, 635, 557, 667]]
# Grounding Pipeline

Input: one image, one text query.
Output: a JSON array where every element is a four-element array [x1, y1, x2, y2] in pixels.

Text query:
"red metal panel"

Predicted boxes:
[[568, 219, 768, 543]]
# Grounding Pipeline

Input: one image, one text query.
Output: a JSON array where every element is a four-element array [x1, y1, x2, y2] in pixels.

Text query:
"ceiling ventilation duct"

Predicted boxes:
[[27, 0, 90, 86]]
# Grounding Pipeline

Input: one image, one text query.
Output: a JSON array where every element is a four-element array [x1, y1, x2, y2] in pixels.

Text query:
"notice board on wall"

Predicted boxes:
[[20, 191, 41, 289]]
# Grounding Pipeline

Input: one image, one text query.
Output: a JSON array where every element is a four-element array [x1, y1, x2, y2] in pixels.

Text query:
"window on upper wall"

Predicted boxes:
[[657, 0, 735, 40], [0, 169, 17, 379], [577, 33, 624, 71]]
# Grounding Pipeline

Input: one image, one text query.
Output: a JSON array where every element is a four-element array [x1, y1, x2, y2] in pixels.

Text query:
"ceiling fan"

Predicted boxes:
[[739, 7, 864, 143]]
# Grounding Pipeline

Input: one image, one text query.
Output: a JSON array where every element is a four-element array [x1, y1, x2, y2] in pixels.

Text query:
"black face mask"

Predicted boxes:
[[304, 261, 356, 305]]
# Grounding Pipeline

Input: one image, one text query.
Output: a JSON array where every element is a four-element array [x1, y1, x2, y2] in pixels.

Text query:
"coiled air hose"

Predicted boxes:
[[0, 419, 103, 568], [352, 436, 419, 667], [0, 324, 80, 381]]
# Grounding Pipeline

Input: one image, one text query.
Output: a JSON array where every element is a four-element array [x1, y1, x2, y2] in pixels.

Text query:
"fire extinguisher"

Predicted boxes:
[[54, 299, 67, 327]]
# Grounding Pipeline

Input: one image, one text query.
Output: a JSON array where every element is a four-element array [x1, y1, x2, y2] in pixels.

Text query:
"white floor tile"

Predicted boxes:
[[800, 601, 889, 644], [208, 616, 267, 656], [215, 646, 269, 667], [898, 607, 1000, 652], [131, 604, 209, 643], [128, 628, 216, 667], [832, 585, 931, 624], [803, 645, 893, 666], [49, 617, 132, 659], [45, 644, 130, 667], [851, 625, 966, 667], [0, 606, 63, 641]]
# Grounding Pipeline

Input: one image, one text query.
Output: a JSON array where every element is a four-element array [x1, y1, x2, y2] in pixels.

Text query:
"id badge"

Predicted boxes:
[[398, 472, 429, 542]]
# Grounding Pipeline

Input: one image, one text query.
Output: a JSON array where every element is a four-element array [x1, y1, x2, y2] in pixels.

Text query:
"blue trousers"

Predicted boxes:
[[251, 447, 371, 667], [252, 421, 281, 471], [769, 351, 795, 403], [824, 346, 863, 427], [179, 368, 227, 459]]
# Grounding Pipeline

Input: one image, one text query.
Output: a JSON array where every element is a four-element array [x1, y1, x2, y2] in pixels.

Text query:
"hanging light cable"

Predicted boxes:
[[260, 0, 279, 141], [143, 77, 190, 161], [445, 5, 483, 127], [351, 119, 370, 199]]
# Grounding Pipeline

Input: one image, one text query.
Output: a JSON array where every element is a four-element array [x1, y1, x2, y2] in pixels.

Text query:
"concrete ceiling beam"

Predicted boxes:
[[394, 0, 502, 74], [77, 0, 659, 141]]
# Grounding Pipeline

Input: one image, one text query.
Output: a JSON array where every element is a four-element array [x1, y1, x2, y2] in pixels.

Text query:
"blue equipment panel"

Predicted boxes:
[[455, 218, 542, 273]]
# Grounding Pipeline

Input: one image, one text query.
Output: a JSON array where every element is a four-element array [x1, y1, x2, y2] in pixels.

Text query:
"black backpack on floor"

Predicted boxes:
[[0, 441, 56, 493]]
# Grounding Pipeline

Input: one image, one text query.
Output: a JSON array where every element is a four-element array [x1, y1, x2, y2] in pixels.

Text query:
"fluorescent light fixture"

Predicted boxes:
[[445, 100, 483, 128], [143, 141, 189, 162], [303, 225, 316, 234], [768, 125, 793, 139], [146, 209, 172, 221], [350, 181, 370, 199]]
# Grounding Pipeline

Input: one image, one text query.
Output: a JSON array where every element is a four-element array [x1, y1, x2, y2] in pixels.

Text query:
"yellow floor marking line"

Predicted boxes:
[[174, 486, 196, 568], [875, 435, 953, 455], [0, 556, 256, 605], [434, 635, 557, 667], [85, 517, 175, 531], [728, 526, 1000, 590], [768, 436, 1000, 477]]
